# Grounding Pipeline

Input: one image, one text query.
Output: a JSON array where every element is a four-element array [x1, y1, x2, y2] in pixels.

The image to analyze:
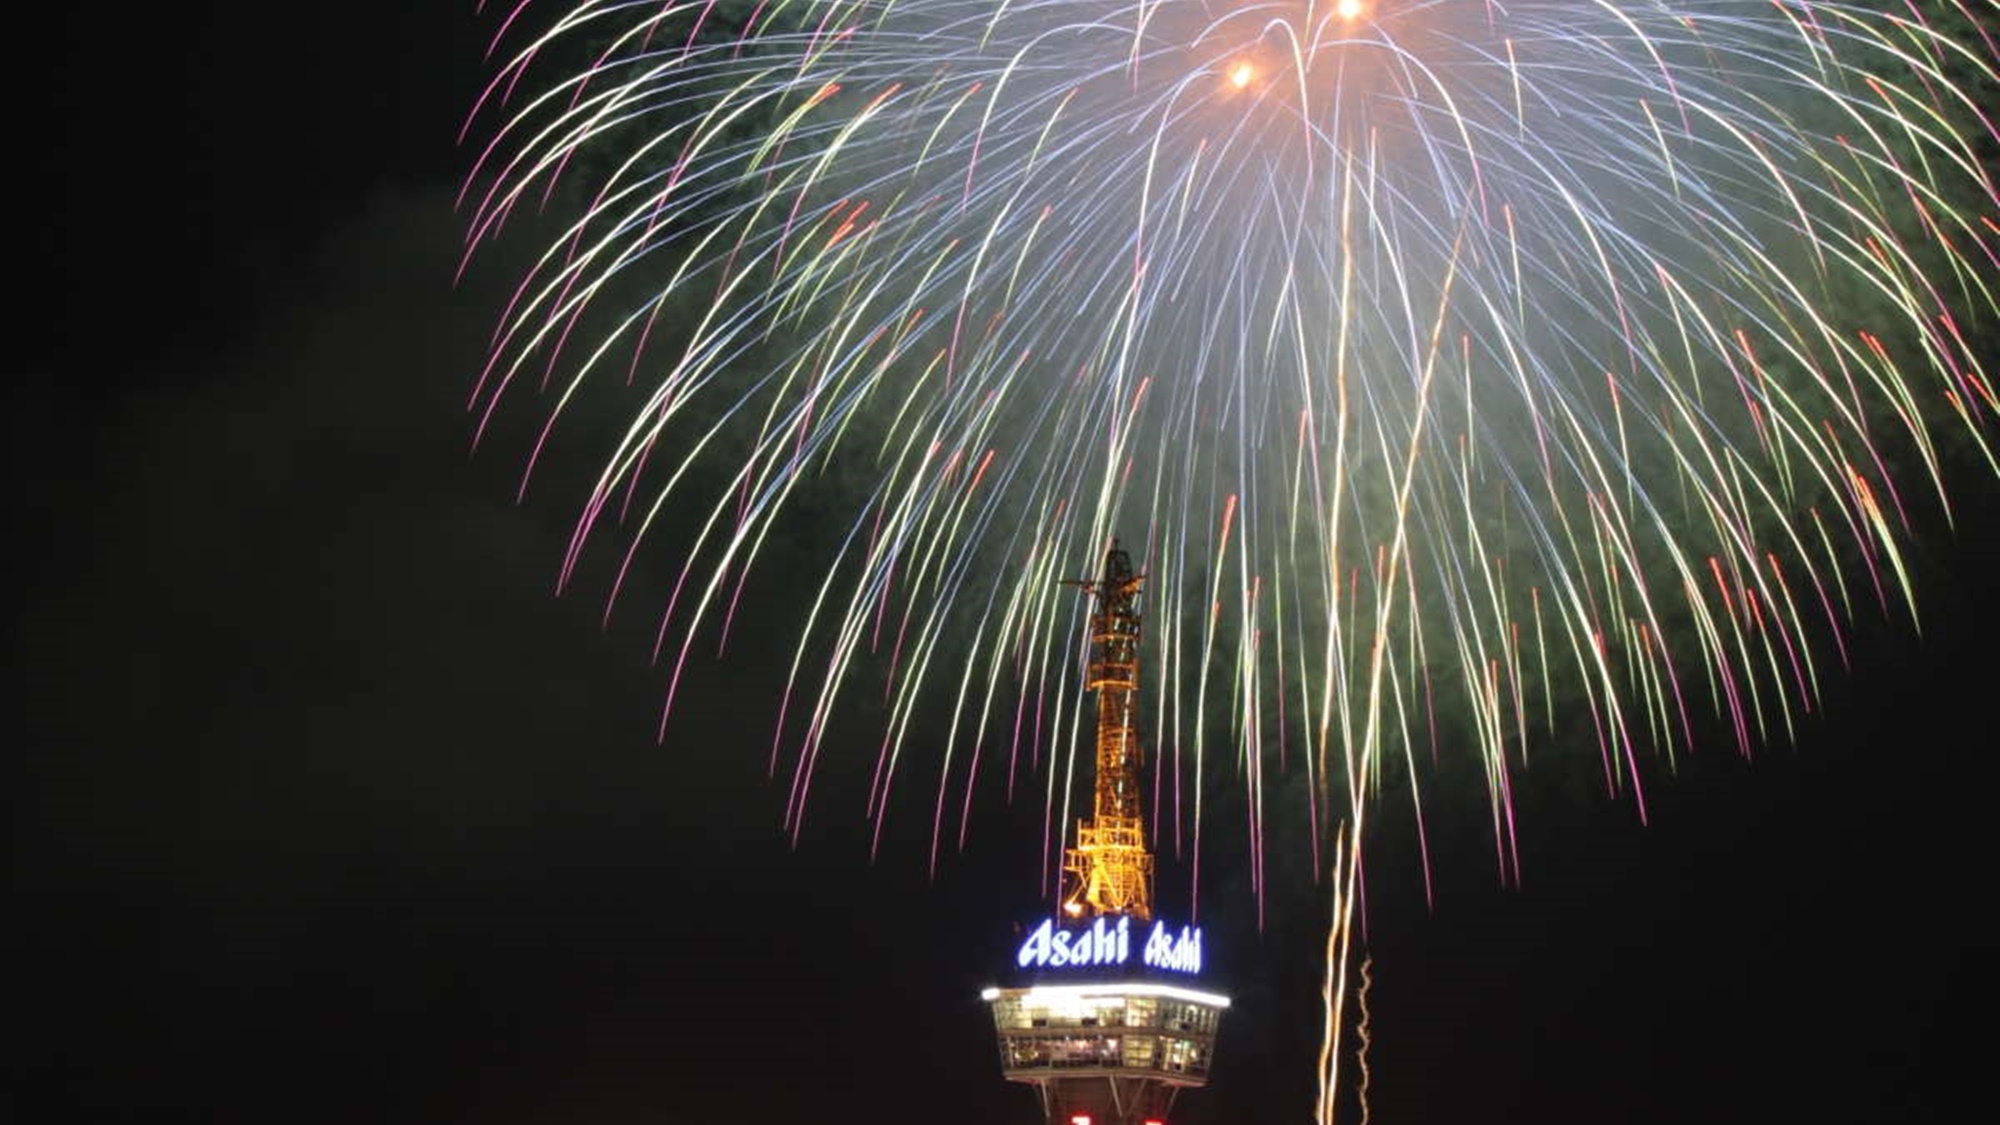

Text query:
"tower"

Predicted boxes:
[[1058, 546, 1152, 921], [983, 542, 1229, 1125]]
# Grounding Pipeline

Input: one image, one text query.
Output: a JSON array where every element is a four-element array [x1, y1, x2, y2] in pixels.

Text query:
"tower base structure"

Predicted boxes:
[[983, 981, 1228, 1125]]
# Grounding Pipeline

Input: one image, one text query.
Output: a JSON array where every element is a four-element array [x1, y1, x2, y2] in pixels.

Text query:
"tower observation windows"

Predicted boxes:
[[987, 986, 1222, 1081]]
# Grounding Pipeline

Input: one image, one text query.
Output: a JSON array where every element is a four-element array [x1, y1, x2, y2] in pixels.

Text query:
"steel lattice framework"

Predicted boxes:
[[1060, 543, 1154, 921]]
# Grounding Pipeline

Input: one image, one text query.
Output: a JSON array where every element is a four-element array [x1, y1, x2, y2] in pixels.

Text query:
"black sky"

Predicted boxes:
[[13, 5, 1996, 1123]]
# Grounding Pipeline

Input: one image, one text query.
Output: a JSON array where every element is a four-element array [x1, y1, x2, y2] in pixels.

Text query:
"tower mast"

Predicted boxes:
[[1060, 542, 1154, 920]]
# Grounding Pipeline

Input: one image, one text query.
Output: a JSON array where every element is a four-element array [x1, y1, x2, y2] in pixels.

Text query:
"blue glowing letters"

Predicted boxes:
[[1015, 917, 1203, 974]]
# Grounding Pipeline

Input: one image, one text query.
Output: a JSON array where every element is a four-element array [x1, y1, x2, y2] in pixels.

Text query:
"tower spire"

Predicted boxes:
[[1059, 540, 1154, 921]]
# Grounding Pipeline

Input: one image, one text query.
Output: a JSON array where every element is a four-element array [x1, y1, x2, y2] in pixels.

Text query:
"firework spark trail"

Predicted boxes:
[[1356, 952, 1373, 1125], [464, 1, 2000, 1115]]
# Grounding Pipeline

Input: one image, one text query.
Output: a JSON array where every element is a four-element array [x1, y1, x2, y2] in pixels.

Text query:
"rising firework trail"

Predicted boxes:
[[461, 1, 2000, 1115]]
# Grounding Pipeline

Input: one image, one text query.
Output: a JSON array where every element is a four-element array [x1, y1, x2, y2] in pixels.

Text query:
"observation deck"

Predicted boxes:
[[983, 980, 1228, 1122]]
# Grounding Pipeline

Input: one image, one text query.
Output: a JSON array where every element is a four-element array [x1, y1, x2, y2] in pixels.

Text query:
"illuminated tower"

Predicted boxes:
[[984, 542, 1229, 1125], [1059, 545, 1153, 921]]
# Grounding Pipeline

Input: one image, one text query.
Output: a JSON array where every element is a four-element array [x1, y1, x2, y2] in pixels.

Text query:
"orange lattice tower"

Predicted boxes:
[[983, 541, 1228, 1125], [1059, 541, 1154, 921]]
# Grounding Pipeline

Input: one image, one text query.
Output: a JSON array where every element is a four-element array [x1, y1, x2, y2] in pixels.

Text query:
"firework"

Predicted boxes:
[[462, 1, 1997, 1107]]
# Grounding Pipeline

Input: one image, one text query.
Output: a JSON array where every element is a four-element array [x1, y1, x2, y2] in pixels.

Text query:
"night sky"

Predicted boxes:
[[14, 6, 1996, 1123]]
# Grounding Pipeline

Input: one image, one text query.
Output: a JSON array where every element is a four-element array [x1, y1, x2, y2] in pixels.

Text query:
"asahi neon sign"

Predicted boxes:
[[1015, 916, 1204, 974]]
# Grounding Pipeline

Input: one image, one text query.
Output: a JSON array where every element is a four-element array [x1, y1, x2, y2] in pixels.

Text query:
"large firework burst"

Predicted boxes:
[[461, 4, 1997, 1100]]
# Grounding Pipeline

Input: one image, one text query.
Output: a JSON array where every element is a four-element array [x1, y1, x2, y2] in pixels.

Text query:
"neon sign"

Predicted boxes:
[[1141, 919, 1203, 973], [1015, 917, 1204, 974]]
